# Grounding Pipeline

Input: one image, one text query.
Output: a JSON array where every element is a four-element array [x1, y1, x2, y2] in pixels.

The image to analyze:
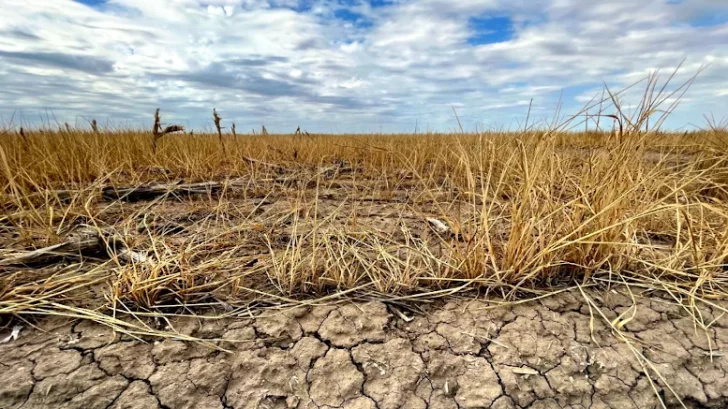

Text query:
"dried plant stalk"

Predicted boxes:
[[151, 109, 183, 154], [213, 108, 225, 153], [152, 108, 161, 154], [18, 127, 28, 151]]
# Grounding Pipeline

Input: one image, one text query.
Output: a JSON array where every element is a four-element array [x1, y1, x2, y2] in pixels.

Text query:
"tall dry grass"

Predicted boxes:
[[0, 71, 727, 325], [2, 72, 726, 409]]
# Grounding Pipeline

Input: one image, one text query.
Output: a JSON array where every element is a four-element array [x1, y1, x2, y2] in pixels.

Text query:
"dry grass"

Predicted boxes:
[[0, 73, 727, 332], [1, 71, 726, 409]]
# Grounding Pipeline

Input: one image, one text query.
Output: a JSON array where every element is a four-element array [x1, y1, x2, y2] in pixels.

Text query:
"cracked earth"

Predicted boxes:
[[2, 288, 728, 409]]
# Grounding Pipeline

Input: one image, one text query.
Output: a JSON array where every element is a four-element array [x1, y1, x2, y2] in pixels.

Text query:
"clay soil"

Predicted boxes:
[[2, 288, 728, 409]]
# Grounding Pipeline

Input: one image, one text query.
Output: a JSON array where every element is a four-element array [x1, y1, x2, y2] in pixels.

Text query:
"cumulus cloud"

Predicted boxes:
[[0, 0, 727, 132]]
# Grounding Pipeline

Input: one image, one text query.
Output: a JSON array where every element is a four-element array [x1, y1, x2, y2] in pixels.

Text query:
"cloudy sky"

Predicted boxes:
[[1, 0, 727, 133]]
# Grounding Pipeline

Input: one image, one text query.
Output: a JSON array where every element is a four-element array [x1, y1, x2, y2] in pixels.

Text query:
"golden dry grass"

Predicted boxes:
[[1, 74, 727, 333], [1, 71, 726, 409]]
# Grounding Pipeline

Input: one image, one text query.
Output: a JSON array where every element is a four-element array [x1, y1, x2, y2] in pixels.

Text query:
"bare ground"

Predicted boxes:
[[2, 288, 728, 409]]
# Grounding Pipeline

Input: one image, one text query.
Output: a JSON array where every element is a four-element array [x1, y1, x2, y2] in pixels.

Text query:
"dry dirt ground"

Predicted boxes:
[[2, 288, 728, 409]]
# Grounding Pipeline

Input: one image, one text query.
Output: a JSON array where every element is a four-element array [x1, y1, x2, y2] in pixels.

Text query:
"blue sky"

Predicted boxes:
[[467, 16, 513, 45], [1, 0, 727, 132]]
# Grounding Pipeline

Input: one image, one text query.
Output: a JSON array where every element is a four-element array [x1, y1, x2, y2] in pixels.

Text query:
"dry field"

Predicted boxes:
[[2, 81, 728, 408]]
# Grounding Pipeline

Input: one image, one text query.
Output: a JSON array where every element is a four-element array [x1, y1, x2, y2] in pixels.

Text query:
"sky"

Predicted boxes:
[[0, 0, 727, 133]]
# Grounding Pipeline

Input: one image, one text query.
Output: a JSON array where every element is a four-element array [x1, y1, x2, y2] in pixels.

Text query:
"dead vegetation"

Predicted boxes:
[[0, 70, 727, 408], [151, 108, 185, 154], [0, 71, 725, 334]]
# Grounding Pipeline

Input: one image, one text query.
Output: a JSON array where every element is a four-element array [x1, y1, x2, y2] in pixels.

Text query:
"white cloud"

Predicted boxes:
[[337, 77, 364, 89], [0, 0, 727, 132]]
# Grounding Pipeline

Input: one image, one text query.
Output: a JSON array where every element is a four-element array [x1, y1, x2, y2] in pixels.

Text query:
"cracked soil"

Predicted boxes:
[[2, 288, 728, 409]]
